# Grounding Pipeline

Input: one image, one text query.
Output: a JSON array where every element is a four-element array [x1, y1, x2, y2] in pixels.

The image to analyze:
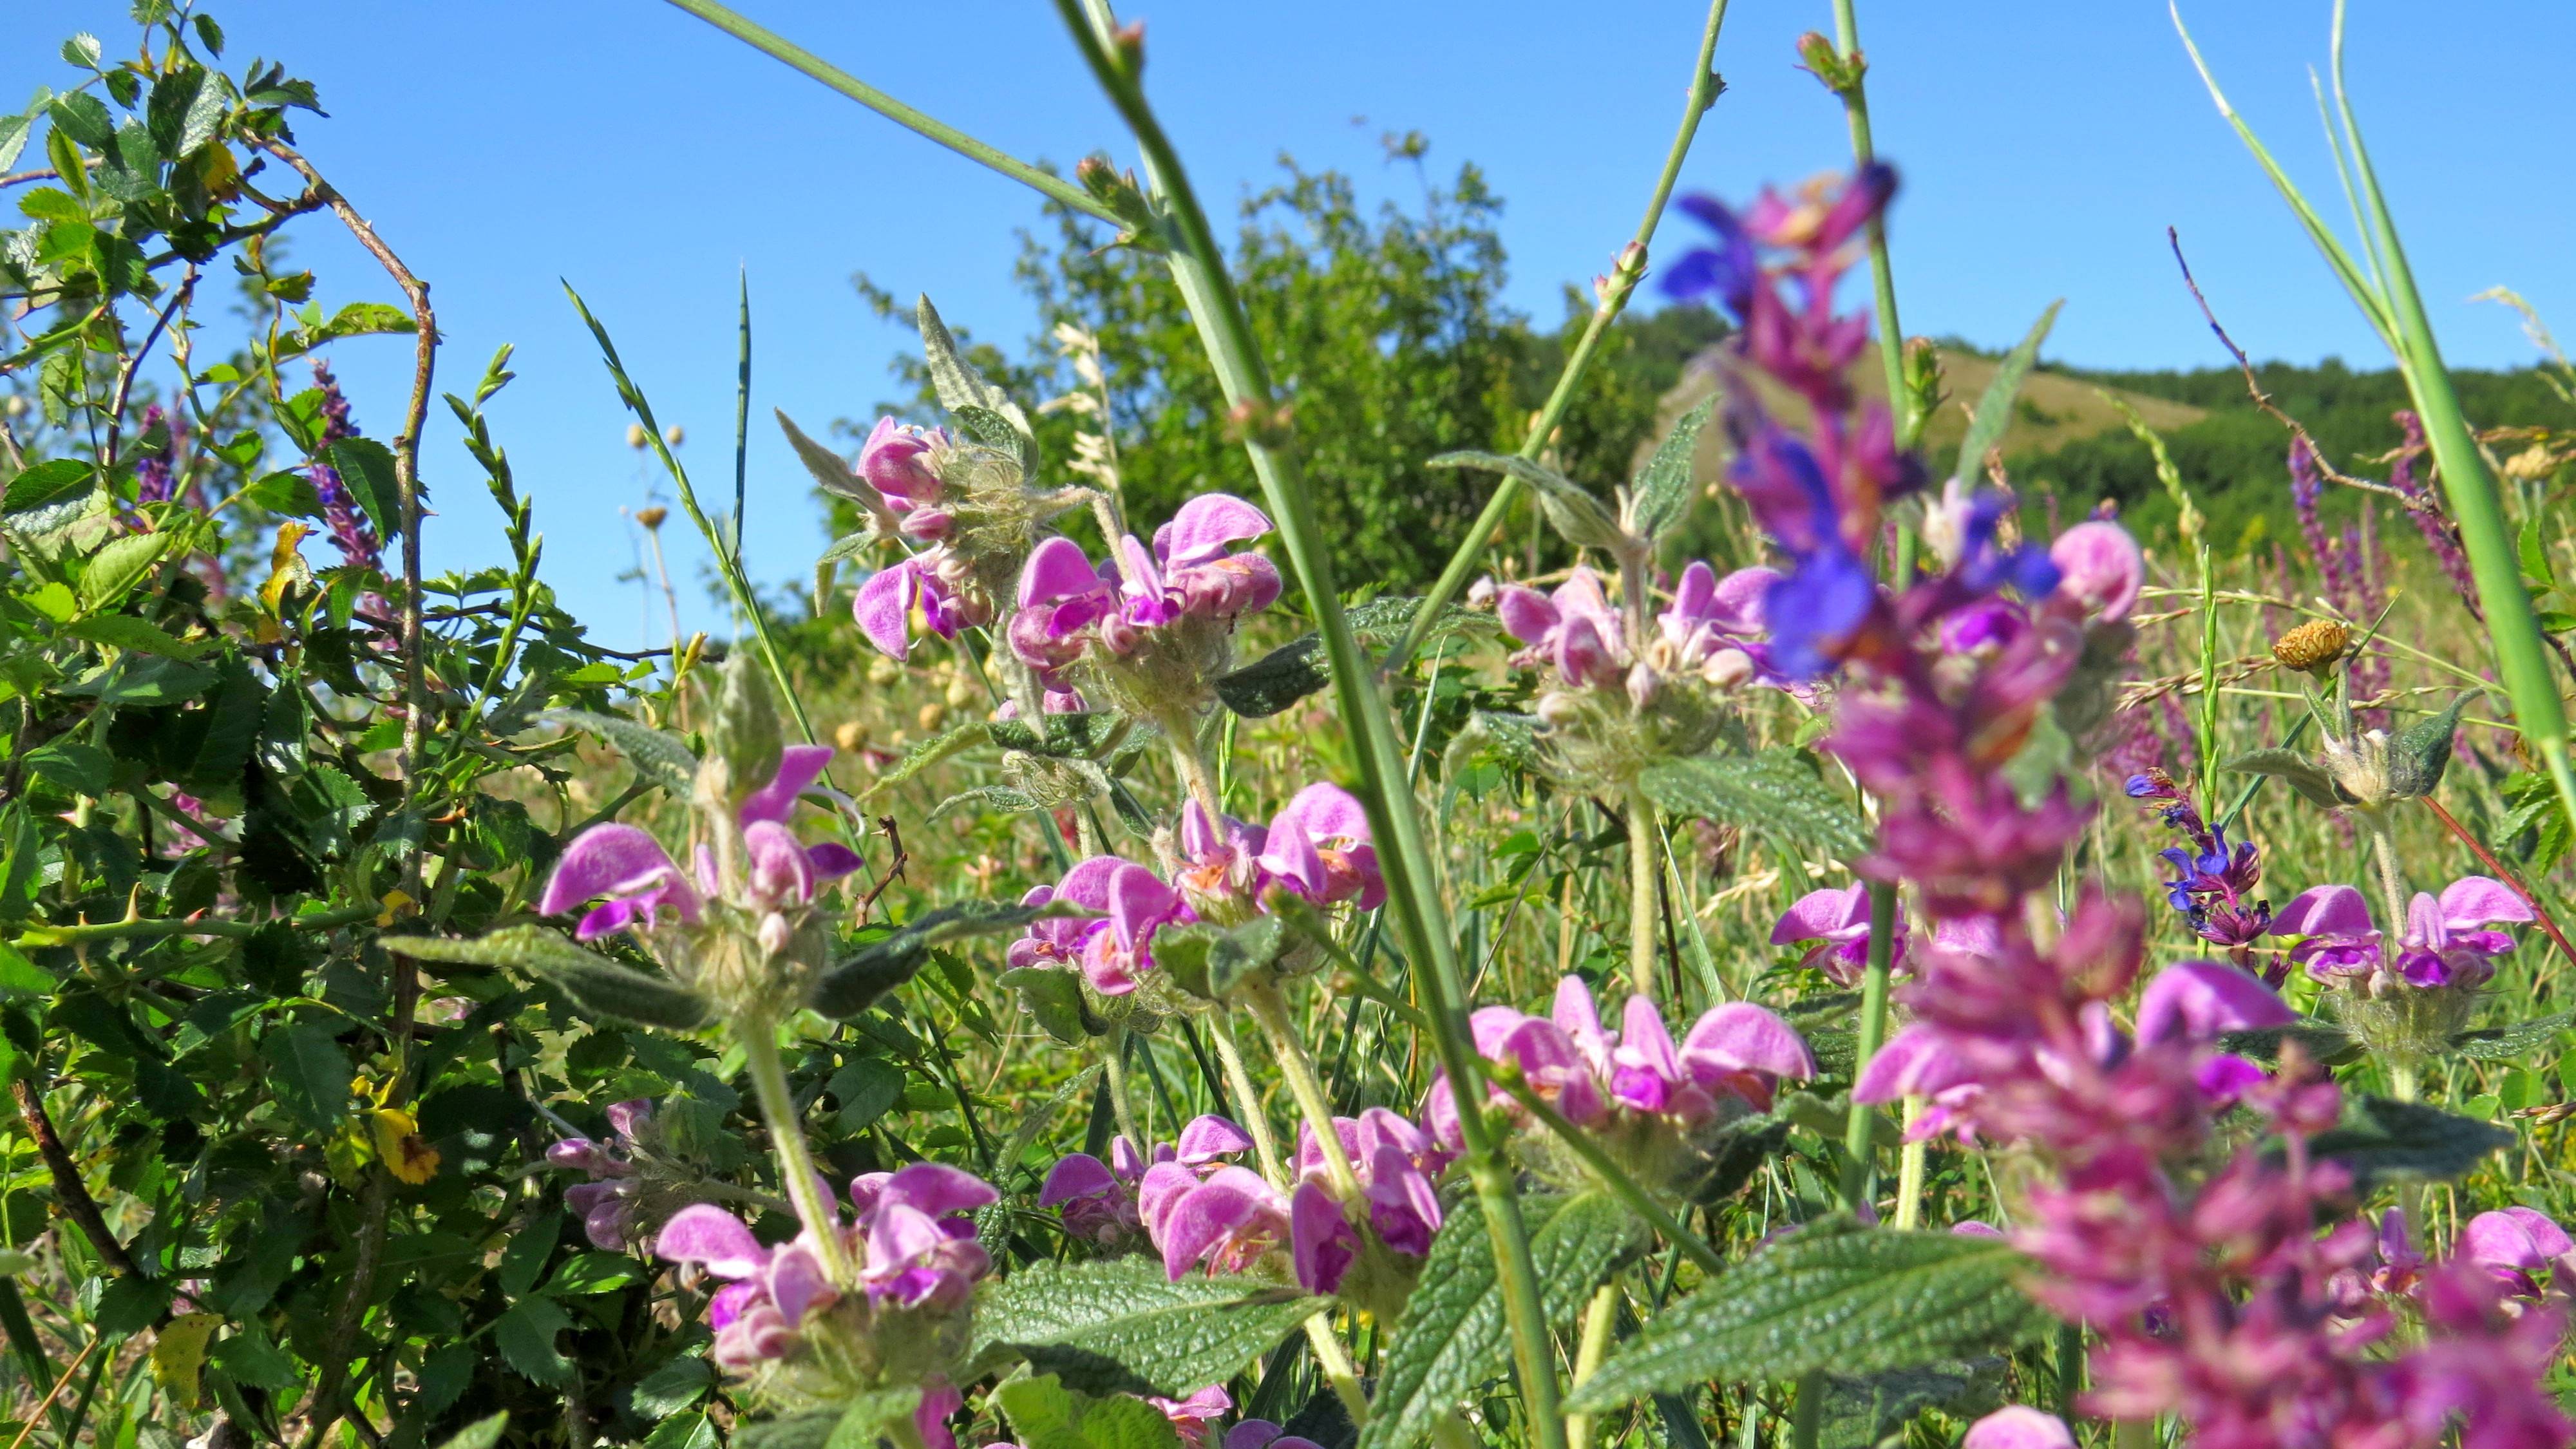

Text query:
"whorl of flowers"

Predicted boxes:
[[2126, 768, 2275, 964], [1426, 973, 1813, 1195], [657, 1162, 998, 1446], [848, 413, 1093, 663], [545, 1097, 658, 1249], [1006, 493, 1282, 718], [307, 359, 383, 574]]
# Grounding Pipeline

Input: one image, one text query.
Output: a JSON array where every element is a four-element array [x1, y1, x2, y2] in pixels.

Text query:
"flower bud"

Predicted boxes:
[[625, 422, 648, 450], [663, 424, 685, 447], [2271, 619, 2349, 677], [635, 505, 667, 531], [757, 911, 793, 958], [710, 651, 784, 808]]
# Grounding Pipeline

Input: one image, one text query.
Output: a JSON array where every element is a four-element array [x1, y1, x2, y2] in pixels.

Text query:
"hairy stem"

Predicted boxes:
[[742, 1021, 854, 1283], [1627, 790, 1663, 1001], [1304, 1314, 1372, 1427], [1493, 1077, 1726, 1276], [1394, 0, 1732, 669], [1243, 981, 1361, 1197], [1825, 0, 1915, 447], [1566, 1283, 1622, 1449], [1206, 1016, 1285, 1183], [1105, 1027, 1148, 1151], [1891, 1098, 1927, 1231]]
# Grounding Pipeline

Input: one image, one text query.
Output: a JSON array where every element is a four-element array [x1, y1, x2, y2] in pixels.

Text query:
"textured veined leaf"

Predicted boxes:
[[996, 1374, 1181, 1449], [1631, 394, 1716, 540], [2308, 1095, 2512, 1191], [1359, 1192, 1642, 1449], [951, 403, 1036, 476], [261, 1021, 353, 1132], [2219, 747, 2347, 809], [2387, 694, 2468, 800], [916, 296, 1034, 448], [776, 409, 880, 507], [386, 927, 709, 1030], [432, 1414, 511, 1449], [494, 1298, 575, 1388], [1426, 451, 1625, 551], [1563, 1218, 2053, 1411], [547, 710, 699, 793], [808, 902, 1071, 1019], [971, 1258, 1320, 1397], [1638, 750, 1871, 862], [1952, 299, 2062, 486], [2449, 1010, 2576, 1061]]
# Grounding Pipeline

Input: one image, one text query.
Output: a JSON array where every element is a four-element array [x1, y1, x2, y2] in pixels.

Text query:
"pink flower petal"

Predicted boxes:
[[656, 1204, 768, 1279]]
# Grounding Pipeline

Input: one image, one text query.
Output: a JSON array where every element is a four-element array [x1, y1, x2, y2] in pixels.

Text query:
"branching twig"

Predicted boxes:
[[12, 1081, 138, 1278]]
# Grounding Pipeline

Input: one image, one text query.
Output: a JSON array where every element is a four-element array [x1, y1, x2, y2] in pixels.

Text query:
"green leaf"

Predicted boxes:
[[326, 439, 403, 544], [2519, 516, 2559, 592], [232, 469, 327, 519], [644, 1413, 721, 1449], [829, 1057, 906, 1132], [988, 711, 1130, 761], [972, 1258, 1321, 1398], [3, 459, 94, 513], [1563, 1218, 2052, 1412], [2450, 1010, 2576, 1061], [1952, 299, 2063, 486], [952, 402, 1036, 477], [1817, 1359, 2005, 1449], [545, 1251, 643, 1294], [1638, 751, 1871, 862], [1630, 395, 1715, 539], [77, 532, 174, 614], [916, 296, 1034, 450], [2217, 1021, 2363, 1068], [629, 1357, 713, 1418], [2309, 1095, 2513, 1191], [2387, 694, 2468, 800], [386, 928, 710, 1031], [1360, 1192, 1642, 1449], [2220, 748, 2347, 809], [1153, 915, 1291, 1001], [23, 741, 112, 797], [808, 902, 1066, 1018], [1426, 451, 1624, 552], [261, 1021, 352, 1132], [62, 613, 205, 658], [547, 710, 701, 793], [494, 1298, 576, 1388], [996, 1375, 1181, 1449], [777, 409, 882, 510], [432, 1414, 511, 1449], [1214, 638, 1327, 719], [1004, 965, 1104, 1043]]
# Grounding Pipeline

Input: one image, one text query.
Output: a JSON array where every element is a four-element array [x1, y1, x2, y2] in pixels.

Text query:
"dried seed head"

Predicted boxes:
[[635, 505, 668, 531], [2271, 618, 2350, 676]]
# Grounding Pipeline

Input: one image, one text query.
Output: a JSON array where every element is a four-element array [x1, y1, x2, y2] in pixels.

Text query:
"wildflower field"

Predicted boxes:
[[11, 5, 2576, 1449]]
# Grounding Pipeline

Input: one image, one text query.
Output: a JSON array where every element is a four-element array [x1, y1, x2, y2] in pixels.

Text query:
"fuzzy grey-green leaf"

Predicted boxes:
[[1631, 394, 1715, 539], [1953, 299, 2062, 486], [1563, 1218, 2052, 1411], [386, 927, 709, 1030], [971, 1258, 1320, 1398], [1639, 750, 1871, 862], [1427, 451, 1625, 552], [547, 710, 699, 793]]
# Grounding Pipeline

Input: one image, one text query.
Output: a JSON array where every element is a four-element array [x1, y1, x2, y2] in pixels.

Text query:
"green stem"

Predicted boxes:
[[660, 0, 1119, 226], [741, 1019, 853, 1283], [1826, 0, 1915, 447], [1393, 0, 1732, 669], [1244, 981, 1362, 1198], [1891, 1099, 1926, 1231], [1051, 10, 1567, 1449], [1565, 1283, 1622, 1449], [14, 901, 377, 949], [1105, 1027, 1147, 1151], [1206, 1015, 1285, 1184], [2198, 544, 2222, 808], [1837, 882, 1898, 1211], [1790, 1374, 1826, 1449], [1627, 789, 1662, 1001], [1304, 1314, 1372, 1428]]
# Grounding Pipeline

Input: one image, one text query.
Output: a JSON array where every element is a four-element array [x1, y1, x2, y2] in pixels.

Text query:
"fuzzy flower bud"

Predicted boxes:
[[2272, 618, 2351, 677]]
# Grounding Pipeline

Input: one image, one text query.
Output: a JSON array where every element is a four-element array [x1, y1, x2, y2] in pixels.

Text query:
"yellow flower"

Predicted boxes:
[[372, 1107, 441, 1185]]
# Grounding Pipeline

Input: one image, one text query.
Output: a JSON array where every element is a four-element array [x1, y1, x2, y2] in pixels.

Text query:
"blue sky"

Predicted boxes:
[[8, 2, 2570, 650]]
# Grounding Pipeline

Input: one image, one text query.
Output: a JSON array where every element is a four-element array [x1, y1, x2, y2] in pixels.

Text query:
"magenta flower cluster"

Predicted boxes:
[[1007, 493, 1282, 687], [851, 419, 989, 661], [1009, 783, 1383, 997], [545, 1097, 656, 1249], [2273, 876, 2533, 990]]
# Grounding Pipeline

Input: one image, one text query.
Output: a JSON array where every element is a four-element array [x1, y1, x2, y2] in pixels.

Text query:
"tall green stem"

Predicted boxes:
[[1051, 10, 1567, 1446], [1243, 981, 1363, 1197], [1891, 1098, 1926, 1230], [1566, 1283, 1622, 1449], [1105, 1027, 1147, 1152], [1825, 0, 1915, 448], [742, 1020, 853, 1283], [1206, 1017, 1285, 1183], [1627, 789, 1663, 1001], [1394, 0, 1732, 669], [660, 0, 1119, 226], [1837, 882, 1897, 1210]]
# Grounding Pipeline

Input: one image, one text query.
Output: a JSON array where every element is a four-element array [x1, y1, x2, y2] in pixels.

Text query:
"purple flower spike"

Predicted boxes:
[[1852, 1023, 1977, 1106], [542, 824, 704, 940], [1960, 1407, 2075, 1449], [2134, 960, 2293, 1046]]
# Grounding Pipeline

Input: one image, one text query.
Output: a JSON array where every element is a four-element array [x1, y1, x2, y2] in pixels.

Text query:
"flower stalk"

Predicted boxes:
[[740, 1018, 855, 1283]]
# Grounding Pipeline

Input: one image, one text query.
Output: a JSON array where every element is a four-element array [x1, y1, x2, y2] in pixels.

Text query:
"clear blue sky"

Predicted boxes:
[[9, 2, 2571, 650]]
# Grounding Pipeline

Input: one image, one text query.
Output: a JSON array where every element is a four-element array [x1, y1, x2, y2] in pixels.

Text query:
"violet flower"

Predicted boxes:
[[2459, 1208, 2575, 1299], [655, 1162, 995, 1376], [1254, 782, 1385, 911], [1140, 1164, 1290, 1281], [548, 1097, 654, 1249], [1496, 569, 1628, 690], [1288, 1107, 1451, 1294], [307, 360, 384, 574], [1960, 1408, 2074, 1449], [2124, 769, 2274, 958], [1041, 1117, 1249, 1246], [1008, 855, 1191, 996], [1007, 493, 1280, 682], [2271, 876, 2532, 988], [854, 554, 977, 662], [1655, 560, 1779, 686], [540, 745, 862, 943], [1770, 881, 1908, 987], [1224, 1421, 1325, 1449]]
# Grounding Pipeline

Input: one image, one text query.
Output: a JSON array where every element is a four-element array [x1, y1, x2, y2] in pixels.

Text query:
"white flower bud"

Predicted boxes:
[[758, 912, 793, 958]]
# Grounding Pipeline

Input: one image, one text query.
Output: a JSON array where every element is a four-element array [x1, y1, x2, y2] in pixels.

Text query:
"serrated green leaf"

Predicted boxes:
[[2309, 1095, 2513, 1190], [1004, 965, 1103, 1043], [261, 1022, 352, 1133], [2450, 1010, 2576, 1061], [24, 741, 113, 797], [629, 1357, 713, 1418], [1953, 300, 2062, 486], [1360, 1192, 1642, 1449], [1638, 751, 1870, 862], [1215, 638, 1328, 719], [62, 613, 205, 658], [997, 1375, 1181, 1449], [3, 459, 93, 513], [1818, 1359, 2005, 1449], [988, 710, 1129, 760], [1564, 1218, 2052, 1412], [495, 1298, 575, 1388], [1154, 915, 1290, 1001], [1427, 451, 1625, 551], [432, 1413, 511, 1449], [972, 1258, 1320, 1398], [2216, 1021, 2363, 1067], [1631, 395, 1715, 539], [545, 710, 698, 792], [643, 1414, 719, 1449], [386, 928, 709, 1030], [77, 531, 173, 614], [829, 1057, 906, 1132], [326, 438, 402, 544]]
